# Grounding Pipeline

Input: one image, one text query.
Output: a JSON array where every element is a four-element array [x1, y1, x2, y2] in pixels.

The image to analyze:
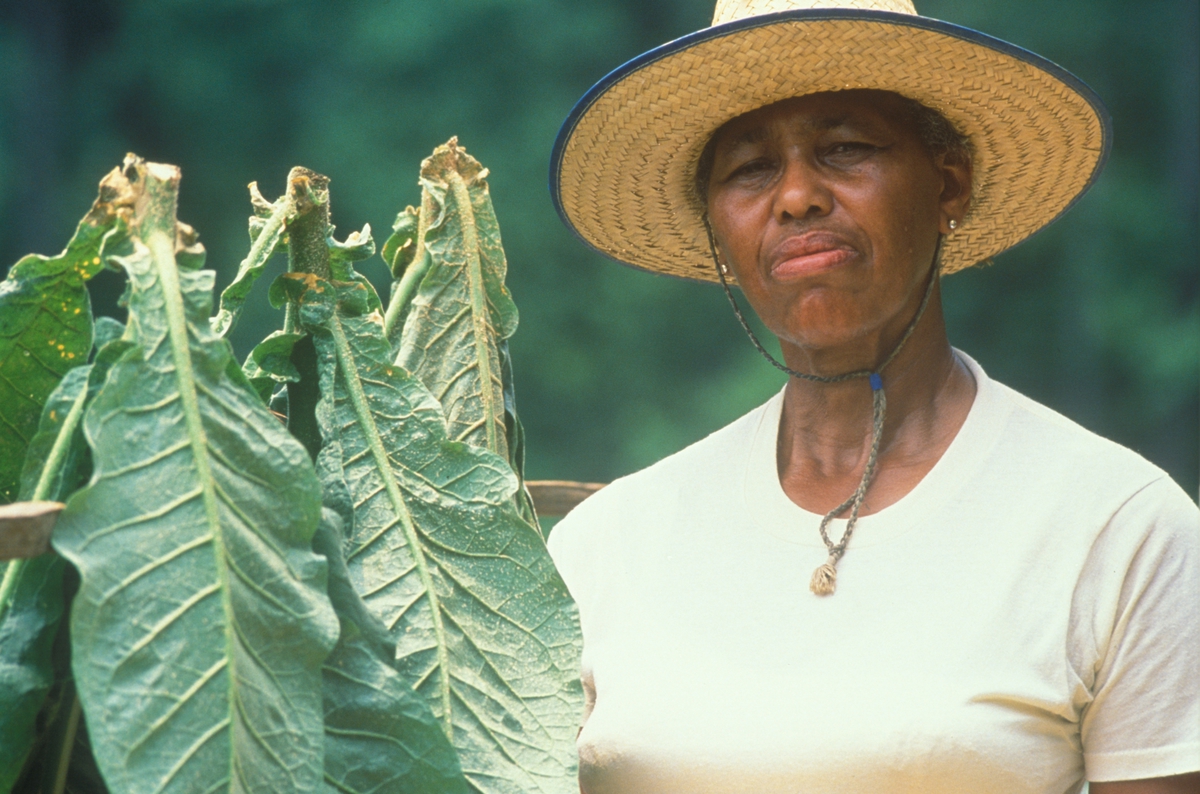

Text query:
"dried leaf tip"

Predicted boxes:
[[248, 181, 275, 216], [423, 136, 486, 186], [89, 153, 143, 227]]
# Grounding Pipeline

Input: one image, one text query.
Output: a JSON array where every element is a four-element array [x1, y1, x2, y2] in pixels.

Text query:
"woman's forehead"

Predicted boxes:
[[712, 90, 917, 149]]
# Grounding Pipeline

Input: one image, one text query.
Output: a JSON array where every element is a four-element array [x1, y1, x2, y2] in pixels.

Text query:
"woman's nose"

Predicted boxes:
[[773, 156, 832, 222]]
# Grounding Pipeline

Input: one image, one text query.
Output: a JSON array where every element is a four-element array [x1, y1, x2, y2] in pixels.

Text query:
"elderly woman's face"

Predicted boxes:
[[705, 90, 971, 354]]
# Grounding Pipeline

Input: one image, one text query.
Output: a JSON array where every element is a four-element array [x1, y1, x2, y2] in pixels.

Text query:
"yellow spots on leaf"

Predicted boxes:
[[49, 410, 57, 422], [74, 308, 81, 315], [92, 257, 101, 265], [48, 339, 56, 346], [57, 344, 65, 351], [67, 352, 75, 359]]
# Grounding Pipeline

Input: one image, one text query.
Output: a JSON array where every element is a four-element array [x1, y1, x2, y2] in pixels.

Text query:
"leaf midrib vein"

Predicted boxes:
[[329, 311, 454, 740], [447, 169, 500, 456], [148, 225, 240, 785]]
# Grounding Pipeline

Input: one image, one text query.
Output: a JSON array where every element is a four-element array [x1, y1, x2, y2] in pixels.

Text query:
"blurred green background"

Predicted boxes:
[[1, 0, 1196, 495]]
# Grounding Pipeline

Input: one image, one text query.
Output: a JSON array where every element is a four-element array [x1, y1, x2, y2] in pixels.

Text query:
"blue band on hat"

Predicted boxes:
[[869, 373, 883, 391], [548, 7, 1113, 280]]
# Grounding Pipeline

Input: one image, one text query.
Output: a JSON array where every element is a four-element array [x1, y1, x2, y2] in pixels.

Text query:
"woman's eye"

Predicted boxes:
[[729, 158, 774, 178], [826, 142, 875, 160]]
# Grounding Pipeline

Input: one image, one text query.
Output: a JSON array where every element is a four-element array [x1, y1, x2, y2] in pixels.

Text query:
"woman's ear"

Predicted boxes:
[[937, 152, 973, 234]]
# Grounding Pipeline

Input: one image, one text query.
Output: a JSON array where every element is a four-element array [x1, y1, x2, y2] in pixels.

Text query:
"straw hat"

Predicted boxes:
[[550, 0, 1111, 281]]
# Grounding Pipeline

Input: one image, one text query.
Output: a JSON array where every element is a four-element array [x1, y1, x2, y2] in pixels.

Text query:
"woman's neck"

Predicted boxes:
[[775, 294, 976, 516]]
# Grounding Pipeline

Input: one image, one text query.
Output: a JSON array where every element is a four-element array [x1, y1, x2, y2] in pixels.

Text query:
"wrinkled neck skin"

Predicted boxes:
[[775, 280, 977, 516]]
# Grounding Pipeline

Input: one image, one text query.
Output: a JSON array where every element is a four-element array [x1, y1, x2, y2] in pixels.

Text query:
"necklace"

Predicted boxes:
[[703, 220, 942, 595]]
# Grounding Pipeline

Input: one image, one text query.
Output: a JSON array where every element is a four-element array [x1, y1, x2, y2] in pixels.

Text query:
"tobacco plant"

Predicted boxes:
[[0, 143, 582, 793]]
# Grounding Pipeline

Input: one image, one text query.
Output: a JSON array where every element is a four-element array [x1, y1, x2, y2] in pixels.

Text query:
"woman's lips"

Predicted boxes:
[[769, 232, 856, 279]]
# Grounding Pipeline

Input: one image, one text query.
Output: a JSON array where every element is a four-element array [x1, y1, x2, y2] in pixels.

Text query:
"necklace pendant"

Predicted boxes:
[[809, 554, 839, 596]]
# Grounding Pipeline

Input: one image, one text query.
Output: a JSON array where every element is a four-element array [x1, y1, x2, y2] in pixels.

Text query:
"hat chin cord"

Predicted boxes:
[[703, 219, 943, 596]]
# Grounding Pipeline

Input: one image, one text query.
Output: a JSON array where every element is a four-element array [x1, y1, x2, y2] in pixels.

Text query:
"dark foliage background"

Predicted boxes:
[[1, 0, 1196, 494]]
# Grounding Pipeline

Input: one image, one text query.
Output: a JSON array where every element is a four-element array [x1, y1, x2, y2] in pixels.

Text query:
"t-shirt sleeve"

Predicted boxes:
[[1075, 476, 1200, 782], [547, 499, 601, 622], [547, 515, 581, 599]]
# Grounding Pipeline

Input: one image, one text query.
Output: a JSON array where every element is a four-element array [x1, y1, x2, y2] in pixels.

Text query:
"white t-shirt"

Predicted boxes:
[[548, 353, 1200, 794]]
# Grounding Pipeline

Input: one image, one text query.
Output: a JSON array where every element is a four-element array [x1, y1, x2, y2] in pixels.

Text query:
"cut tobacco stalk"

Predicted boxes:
[[241, 168, 376, 457], [281, 263, 581, 792], [0, 146, 584, 793], [51, 156, 339, 794]]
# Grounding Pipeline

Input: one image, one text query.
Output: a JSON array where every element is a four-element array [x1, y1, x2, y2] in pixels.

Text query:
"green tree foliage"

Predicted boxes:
[[0, 0, 1194, 492]]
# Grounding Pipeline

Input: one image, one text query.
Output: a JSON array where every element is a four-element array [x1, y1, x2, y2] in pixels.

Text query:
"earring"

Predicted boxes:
[[718, 258, 730, 276], [948, 219, 959, 231]]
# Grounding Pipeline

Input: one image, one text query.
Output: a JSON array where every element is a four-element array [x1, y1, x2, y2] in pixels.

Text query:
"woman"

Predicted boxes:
[[546, 1, 1199, 793]]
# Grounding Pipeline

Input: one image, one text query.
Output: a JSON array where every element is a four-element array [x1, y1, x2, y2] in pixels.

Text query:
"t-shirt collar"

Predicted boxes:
[[742, 350, 1012, 548]]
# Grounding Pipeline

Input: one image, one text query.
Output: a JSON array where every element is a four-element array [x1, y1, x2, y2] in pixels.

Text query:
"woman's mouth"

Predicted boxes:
[[769, 232, 856, 279]]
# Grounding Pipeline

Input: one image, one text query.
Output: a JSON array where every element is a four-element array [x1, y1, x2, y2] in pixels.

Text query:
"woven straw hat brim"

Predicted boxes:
[[551, 9, 1111, 282]]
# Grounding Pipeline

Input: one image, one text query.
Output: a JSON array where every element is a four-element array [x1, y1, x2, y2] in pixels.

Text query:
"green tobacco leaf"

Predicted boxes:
[[210, 182, 295, 337], [381, 201, 432, 345], [52, 158, 339, 794], [396, 139, 519, 462], [0, 552, 66, 792], [302, 276, 582, 794], [314, 509, 470, 794], [17, 327, 131, 503], [0, 167, 133, 503], [242, 329, 306, 404], [381, 204, 420, 280], [0, 326, 130, 791], [1, 376, 86, 791], [499, 341, 538, 529], [326, 223, 381, 316]]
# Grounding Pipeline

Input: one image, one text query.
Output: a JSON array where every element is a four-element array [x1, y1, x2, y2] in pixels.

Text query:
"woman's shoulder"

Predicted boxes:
[[547, 390, 780, 564], [971, 365, 1198, 570], [965, 353, 1177, 498], [992, 377, 1166, 482]]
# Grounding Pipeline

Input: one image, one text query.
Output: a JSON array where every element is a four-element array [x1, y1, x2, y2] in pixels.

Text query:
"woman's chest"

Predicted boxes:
[[577, 527, 1090, 794]]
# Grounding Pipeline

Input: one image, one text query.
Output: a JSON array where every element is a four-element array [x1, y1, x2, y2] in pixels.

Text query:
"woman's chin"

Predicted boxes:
[[775, 303, 879, 351], [776, 326, 879, 361]]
